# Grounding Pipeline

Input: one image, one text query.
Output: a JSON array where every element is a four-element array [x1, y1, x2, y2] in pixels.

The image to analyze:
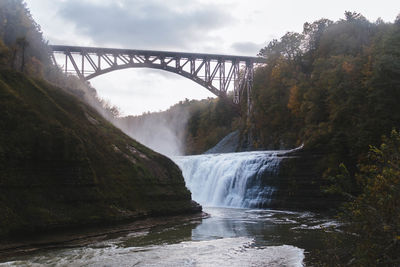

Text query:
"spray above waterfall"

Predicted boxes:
[[114, 106, 189, 157]]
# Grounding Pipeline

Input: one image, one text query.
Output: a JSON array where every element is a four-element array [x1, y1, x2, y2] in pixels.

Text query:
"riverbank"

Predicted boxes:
[[0, 211, 207, 262]]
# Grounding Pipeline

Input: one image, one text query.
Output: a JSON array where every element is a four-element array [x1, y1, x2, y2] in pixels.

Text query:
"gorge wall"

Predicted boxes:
[[0, 70, 200, 238], [268, 150, 342, 211]]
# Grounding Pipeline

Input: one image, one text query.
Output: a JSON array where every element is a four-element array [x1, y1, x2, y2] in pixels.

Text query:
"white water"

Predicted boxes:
[[3, 236, 304, 267], [174, 150, 289, 208]]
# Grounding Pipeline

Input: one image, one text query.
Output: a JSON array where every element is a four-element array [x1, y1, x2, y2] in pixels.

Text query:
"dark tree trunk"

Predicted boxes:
[[20, 42, 25, 72]]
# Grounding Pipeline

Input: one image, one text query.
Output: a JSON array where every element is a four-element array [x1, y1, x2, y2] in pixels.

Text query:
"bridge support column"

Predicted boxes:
[[246, 63, 254, 119], [246, 63, 256, 149]]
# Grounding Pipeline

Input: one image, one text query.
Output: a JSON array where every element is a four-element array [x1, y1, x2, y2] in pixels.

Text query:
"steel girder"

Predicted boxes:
[[50, 45, 265, 104]]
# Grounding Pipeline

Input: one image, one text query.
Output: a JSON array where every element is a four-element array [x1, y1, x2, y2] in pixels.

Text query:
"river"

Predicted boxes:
[[0, 151, 339, 266]]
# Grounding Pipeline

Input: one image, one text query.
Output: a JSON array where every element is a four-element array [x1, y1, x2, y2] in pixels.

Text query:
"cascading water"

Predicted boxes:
[[174, 150, 288, 208]]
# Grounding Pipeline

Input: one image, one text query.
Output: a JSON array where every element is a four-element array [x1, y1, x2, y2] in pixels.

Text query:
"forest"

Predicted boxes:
[[251, 12, 399, 174], [0, 0, 399, 264]]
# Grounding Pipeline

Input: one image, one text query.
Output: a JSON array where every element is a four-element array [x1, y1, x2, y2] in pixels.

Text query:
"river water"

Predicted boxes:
[[0, 151, 338, 266]]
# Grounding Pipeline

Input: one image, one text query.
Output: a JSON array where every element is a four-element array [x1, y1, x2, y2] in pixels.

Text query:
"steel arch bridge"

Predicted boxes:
[[50, 45, 265, 105]]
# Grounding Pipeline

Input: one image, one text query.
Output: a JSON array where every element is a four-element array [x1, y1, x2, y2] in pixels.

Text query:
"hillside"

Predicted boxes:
[[249, 13, 400, 173], [0, 70, 200, 237]]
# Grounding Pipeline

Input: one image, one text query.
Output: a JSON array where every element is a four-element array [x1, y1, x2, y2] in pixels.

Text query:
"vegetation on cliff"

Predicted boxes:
[[318, 131, 400, 265], [0, 0, 51, 77], [341, 130, 400, 265]]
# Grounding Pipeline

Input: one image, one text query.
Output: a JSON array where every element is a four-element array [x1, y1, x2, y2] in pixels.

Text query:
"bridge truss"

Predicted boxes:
[[50, 45, 265, 105]]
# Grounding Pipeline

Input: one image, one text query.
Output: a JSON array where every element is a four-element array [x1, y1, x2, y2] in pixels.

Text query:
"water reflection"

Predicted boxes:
[[0, 207, 338, 267], [193, 207, 336, 250], [122, 220, 199, 247]]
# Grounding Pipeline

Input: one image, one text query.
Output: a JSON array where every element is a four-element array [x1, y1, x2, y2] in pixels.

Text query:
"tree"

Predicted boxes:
[[258, 32, 303, 61], [340, 130, 400, 265], [303, 18, 333, 53], [0, 0, 51, 73], [343, 11, 367, 22], [0, 39, 10, 67], [16, 36, 28, 71]]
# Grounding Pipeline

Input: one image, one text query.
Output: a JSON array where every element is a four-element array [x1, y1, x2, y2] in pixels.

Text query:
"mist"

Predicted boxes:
[[114, 109, 189, 157], [61, 77, 190, 157]]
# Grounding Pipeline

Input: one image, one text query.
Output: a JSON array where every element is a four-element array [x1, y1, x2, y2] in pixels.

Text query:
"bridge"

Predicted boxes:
[[50, 45, 265, 105]]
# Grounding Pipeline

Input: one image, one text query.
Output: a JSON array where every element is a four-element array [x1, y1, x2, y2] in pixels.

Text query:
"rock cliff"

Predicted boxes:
[[261, 150, 343, 211], [0, 70, 200, 237]]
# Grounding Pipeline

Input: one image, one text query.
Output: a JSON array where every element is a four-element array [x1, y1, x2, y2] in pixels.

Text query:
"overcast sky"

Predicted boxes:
[[25, 0, 399, 115]]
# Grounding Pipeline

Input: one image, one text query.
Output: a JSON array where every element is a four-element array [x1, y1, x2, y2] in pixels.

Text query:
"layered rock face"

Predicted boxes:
[[0, 71, 200, 237], [258, 150, 342, 211]]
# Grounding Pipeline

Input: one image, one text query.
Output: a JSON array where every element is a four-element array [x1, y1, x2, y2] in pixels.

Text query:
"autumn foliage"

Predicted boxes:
[[250, 12, 400, 175], [338, 130, 400, 265]]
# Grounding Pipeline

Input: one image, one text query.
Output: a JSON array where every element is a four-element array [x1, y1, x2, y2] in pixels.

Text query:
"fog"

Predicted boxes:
[[114, 109, 189, 157], [63, 77, 190, 157]]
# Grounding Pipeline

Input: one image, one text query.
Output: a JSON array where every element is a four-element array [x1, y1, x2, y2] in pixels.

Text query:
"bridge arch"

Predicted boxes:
[[85, 62, 221, 96], [50, 45, 265, 105]]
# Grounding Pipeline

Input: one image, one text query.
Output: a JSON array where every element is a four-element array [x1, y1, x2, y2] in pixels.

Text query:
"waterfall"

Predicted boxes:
[[173, 151, 287, 208]]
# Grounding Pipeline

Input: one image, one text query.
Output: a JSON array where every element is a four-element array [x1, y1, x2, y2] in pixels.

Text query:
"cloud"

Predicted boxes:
[[57, 0, 233, 50], [231, 41, 264, 56]]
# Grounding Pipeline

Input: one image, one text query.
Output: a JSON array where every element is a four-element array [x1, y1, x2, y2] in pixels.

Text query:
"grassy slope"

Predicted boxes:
[[0, 70, 198, 237]]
